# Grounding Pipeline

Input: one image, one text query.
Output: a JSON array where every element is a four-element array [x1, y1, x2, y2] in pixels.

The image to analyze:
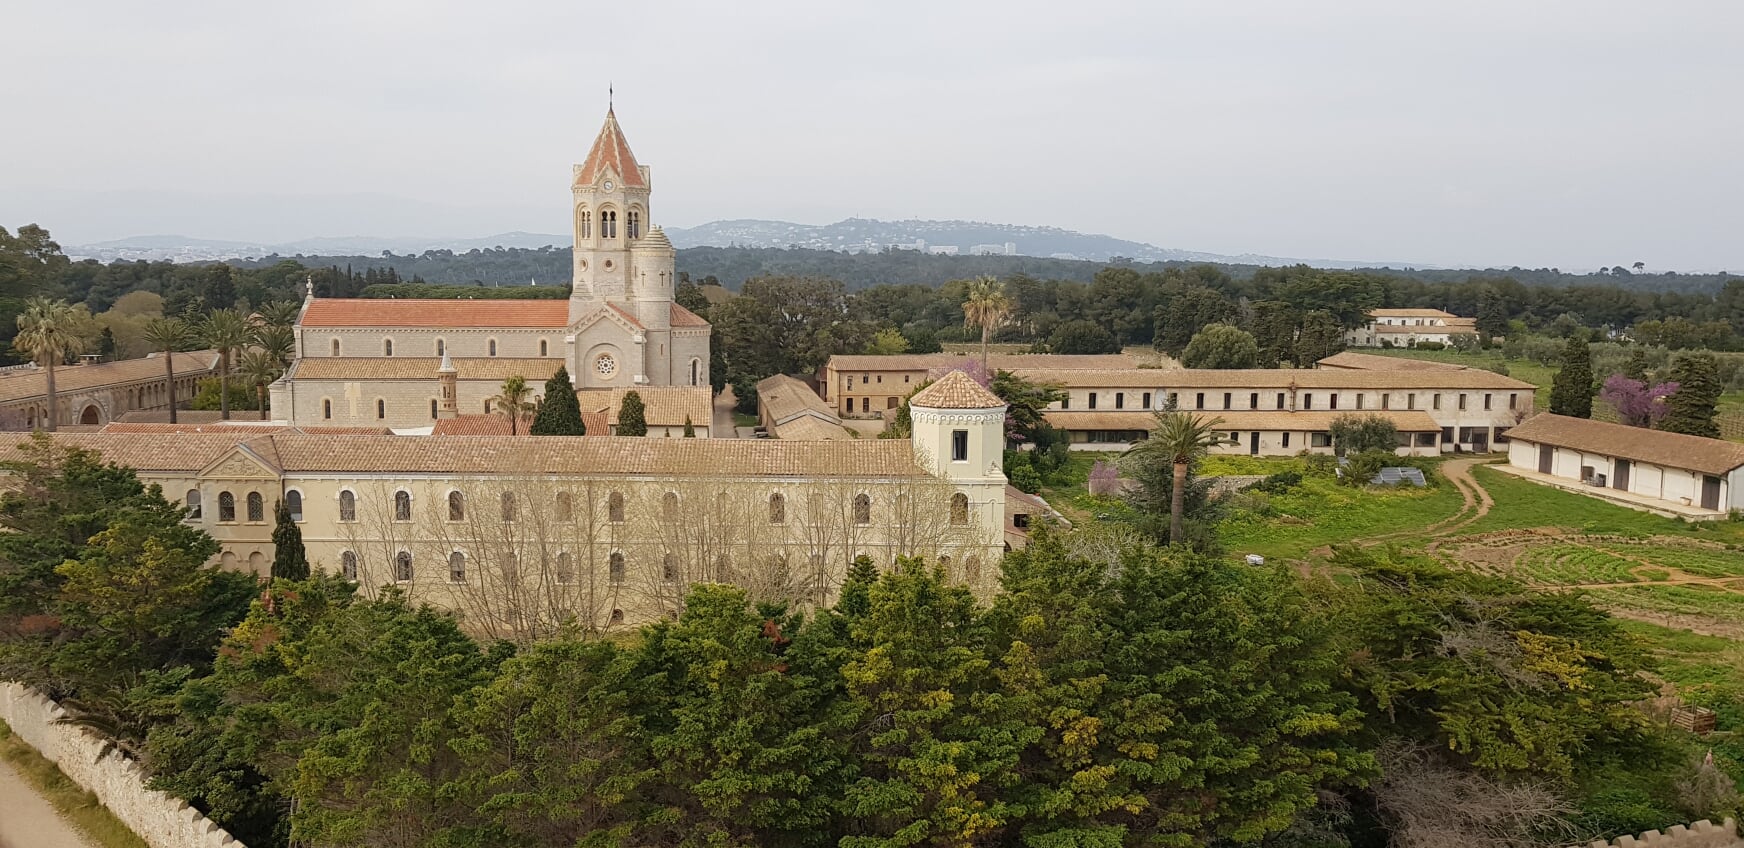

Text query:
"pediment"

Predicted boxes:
[[198, 444, 282, 480], [569, 304, 642, 335]]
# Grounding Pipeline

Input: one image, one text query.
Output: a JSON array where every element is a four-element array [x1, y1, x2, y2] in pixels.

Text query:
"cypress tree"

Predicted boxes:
[[1661, 353, 1721, 438], [271, 499, 309, 581], [837, 554, 879, 619], [618, 390, 648, 437], [682, 415, 696, 438], [1549, 336, 1594, 418], [1623, 347, 1651, 383], [529, 366, 585, 435]]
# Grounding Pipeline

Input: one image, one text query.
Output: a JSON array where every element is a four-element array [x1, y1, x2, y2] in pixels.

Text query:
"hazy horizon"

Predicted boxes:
[[4, 1, 1741, 271]]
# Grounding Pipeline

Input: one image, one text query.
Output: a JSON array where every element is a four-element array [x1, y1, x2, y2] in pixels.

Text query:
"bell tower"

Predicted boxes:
[[570, 107, 652, 318]]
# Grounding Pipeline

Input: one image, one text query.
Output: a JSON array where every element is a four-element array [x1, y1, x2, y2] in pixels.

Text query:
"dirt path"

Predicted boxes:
[[0, 757, 99, 848], [1356, 457, 1493, 547]]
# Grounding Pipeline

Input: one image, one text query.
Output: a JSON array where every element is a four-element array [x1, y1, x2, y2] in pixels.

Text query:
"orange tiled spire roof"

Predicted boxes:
[[574, 108, 645, 188]]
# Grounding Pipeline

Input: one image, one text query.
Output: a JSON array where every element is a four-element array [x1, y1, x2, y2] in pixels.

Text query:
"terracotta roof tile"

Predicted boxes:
[[574, 108, 646, 188], [755, 374, 838, 426], [102, 422, 391, 435], [1044, 409, 1443, 432], [1370, 308, 1461, 318], [299, 299, 568, 328], [430, 414, 537, 436], [909, 371, 1005, 410], [1009, 367, 1535, 391], [1504, 413, 1744, 476], [670, 303, 709, 328], [1317, 352, 1470, 371], [0, 351, 218, 404], [828, 353, 1134, 372], [9, 432, 930, 479], [605, 387, 712, 428], [291, 357, 563, 382]]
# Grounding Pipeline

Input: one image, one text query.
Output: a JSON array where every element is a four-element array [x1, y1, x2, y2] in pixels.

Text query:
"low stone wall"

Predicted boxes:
[[0, 683, 246, 848], [1583, 818, 1742, 848]]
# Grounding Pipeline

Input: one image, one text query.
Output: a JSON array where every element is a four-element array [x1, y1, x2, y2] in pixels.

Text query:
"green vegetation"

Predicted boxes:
[[1221, 466, 1463, 560], [528, 365, 586, 435], [0, 721, 149, 848]]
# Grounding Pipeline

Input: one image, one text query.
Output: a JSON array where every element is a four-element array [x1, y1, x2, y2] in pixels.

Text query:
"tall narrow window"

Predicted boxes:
[[578, 209, 591, 239], [395, 551, 413, 582], [218, 491, 236, 522], [608, 492, 625, 522], [340, 551, 358, 580], [1088, 392, 1098, 410], [555, 491, 573, 521], [186, 490, 202, 519], [430, 399, 438, 418], [627, 210, 641, 239], [853, 494, 871, 525], [384, 339, 393, 357], [601, 210, 617, 239], [449, 552, 466, 583], [609, 552, 626, 584], [331, 338, 340, 356], [448, 490, 465, 521], [556, 553, 574, 584], [539, 339, 548, 357], [950, 493, 969, 526], [1275, 392, 1285, 410], [323, 399, 332, 419], [376, 399, 385, 419], [951, 430, 969, 462], [662, 492, 679, 522], [769, 492, 786, 524], [662, 554, 677, 582], [1115, 392, 1125, 409], [1303, 393, 1314, 410], [500, 491, 516, 522], [435, 338, 444, 356], [394, 490, 412, 522], [488, 339, 498, 357], [286, 490, 303, 522], [339, 490, 356, 522], [965, 555, 982, 582]]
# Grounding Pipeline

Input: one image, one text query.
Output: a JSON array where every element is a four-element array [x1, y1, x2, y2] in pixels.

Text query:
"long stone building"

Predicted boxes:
[[19, 371, 1009, 638], [0, 351, 218, 429]]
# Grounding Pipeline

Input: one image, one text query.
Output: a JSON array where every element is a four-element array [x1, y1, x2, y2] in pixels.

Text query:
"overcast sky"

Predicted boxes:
[[4, 1, 1741, 270]]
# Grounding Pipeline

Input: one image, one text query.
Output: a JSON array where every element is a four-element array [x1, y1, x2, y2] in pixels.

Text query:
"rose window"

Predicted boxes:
[[595, 354, 618, 378]]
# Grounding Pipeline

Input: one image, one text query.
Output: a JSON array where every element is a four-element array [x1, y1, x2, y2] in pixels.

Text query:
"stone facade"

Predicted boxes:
[[0, 351, 217, 429]]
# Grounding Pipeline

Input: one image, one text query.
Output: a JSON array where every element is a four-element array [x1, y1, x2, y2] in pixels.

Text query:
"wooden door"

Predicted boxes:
[[1613, 459, 1630, 491], [1702, 475, 1722, 511], [1538, 444, 1554, 474]]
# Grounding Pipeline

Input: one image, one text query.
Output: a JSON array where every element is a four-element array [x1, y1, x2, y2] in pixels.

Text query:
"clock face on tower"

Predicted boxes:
[[602, 180, 614, 192]]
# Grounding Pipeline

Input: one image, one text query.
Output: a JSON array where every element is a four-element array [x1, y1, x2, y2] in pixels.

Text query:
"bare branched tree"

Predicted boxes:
[[1372, 741, 1577, 848]]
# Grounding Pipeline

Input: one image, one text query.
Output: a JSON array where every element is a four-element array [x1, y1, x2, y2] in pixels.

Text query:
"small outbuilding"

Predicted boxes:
[[1502, 413, 1744, 517]]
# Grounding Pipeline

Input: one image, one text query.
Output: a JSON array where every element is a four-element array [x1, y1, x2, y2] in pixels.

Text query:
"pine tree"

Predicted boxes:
[[682, 415, 695, 438], [1661, 353, 1721, 438], [617, 390, 648, 436], [837, 554, 879, 620], [1549, 336, 1594, 418], [529, 366, 585, 435], [1623, 347, 1651, 383], [271, 499, 309, 581]]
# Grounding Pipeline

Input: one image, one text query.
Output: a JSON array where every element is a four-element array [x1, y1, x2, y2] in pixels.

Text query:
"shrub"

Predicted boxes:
[[1249, 470, 1303, 495]]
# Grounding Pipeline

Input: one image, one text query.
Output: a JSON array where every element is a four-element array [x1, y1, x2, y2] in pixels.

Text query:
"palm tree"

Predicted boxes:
[[13, 297, 88, 432], [1124, 410, 1225, 544], [237, 348, 283, 421], [252, 322, 295, 367], [140, 317, 192, 424], [256, 300, 302, 328], [489, 375, 537, 435], [962, 275, 1013, 373], [200, 309, 251, 420]]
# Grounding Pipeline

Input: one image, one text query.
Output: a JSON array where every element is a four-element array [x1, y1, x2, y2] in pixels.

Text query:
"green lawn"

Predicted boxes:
[[1457, 466, 1744, 541], [1218, 465, 1465, 561]]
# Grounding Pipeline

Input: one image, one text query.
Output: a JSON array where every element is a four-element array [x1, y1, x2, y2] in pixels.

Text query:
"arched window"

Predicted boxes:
[[950, 493, 969, 526], [286, 490, 303, 522], [577, 208, 592, 239], [340, 550, 358, 580], [608, 491, 625, 522], [853, 494, 871, 525], [383, 338, 393, 357], [715, 491, 729, 518], [218, 491, 236, 522], [376, 399, 386, 419], [185, 489, 202, 519], [555, 552, 574, 584], [331, 338, 340, 356], [690, 358, 701, 386], [448, 490, 465, 521], [322, 398, 332, 419], [768, 492, 786, 524], [627, 209, 641, 239], [501, 552, 518, 582], [246, 492, 265, 522], [809, 493, 826, 524], [555, 491, 573, 521], [500, 491, 516, 522], [662, 492, 679, 522], [394, 490, 412, 522], [610, 608, 624, 624], [395, 551, 414, 582], [448, 551, 466, 583], [662, 553, 677, 582], [488, 339, 498, 357], [601, 210, 617, 239], [965, 555, 983, 582], [609, 552, 626, 584], [339, 490, 356, 522], [435, 338, 445, 356], [539, 339, 548, 357]]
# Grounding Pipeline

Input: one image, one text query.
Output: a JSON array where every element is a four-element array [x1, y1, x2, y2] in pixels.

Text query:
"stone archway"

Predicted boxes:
[[79, 405, 101, 425]]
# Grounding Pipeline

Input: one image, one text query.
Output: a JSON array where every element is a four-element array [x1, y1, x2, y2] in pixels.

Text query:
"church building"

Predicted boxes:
[[272, 108, 712, 430]]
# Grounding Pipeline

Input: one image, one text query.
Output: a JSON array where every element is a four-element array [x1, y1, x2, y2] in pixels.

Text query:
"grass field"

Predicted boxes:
[[0, 721, 148, 848], [1219, 470, 1464, 560]]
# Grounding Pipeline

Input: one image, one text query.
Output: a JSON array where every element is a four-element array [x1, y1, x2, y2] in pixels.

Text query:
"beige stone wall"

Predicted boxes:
[[300, 327, 561, 360], [825, 365, 929, 416], [0, 683, 249, 848], [286, 378, 543, 428], [2, 373, 205, 428]]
